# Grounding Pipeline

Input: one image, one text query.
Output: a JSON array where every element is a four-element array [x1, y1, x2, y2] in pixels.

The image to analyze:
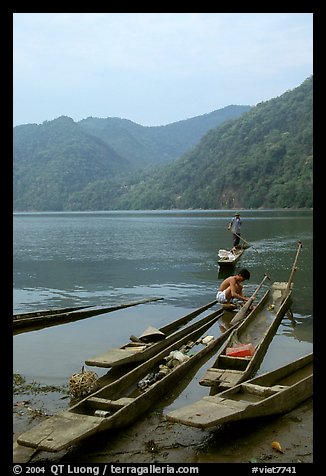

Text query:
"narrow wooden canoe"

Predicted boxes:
[[13, 297, 163, 334], [13, 305, 92, 321], [16, 309, 241, 453], [199, 281, 292, 393], [166, 352, 313, 429], [85, 300, 222, 368], [217, 244, 249, 269], [202, 241, 303, 393]]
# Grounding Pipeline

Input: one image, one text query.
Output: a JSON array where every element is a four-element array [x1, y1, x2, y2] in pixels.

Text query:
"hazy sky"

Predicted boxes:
[[13, 13, 313, 127]]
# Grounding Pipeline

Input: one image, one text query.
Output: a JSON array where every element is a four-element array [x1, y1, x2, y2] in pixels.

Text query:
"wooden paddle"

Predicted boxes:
[[230, 273, 271, 325]]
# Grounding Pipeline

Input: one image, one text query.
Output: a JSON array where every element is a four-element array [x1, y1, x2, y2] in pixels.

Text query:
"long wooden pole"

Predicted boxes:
[[230, 273, 271, 325], [229, 230, 251, 248], [281, 241, 303, 327], [283, 241, 303, 300]]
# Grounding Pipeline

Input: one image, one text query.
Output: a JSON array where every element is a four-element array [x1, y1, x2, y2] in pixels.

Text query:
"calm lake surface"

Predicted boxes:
[[13, 209, 313, 414]]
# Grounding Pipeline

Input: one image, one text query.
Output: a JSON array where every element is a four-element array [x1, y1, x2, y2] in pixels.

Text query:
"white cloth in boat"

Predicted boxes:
[[218, 249, 236, 261]]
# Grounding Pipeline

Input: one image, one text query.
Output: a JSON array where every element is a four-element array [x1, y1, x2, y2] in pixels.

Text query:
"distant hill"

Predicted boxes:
[[66, 76, 313, 210], [13, 77, 313, 211], [13, 105, 251, 210], [13, 116, 130, 211], [78, 105, 252, 169]]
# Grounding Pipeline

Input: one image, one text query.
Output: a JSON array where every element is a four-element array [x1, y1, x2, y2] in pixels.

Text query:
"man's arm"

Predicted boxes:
[[230, 279, 248, 302]]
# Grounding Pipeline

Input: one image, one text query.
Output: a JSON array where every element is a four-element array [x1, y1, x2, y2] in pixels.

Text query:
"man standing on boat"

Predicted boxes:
[[228, 212, 242, 249], [216, 268, 251, 308]]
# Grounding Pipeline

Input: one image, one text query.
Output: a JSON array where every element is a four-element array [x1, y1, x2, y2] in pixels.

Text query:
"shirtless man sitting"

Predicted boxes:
[[216, 269, 251, 308]]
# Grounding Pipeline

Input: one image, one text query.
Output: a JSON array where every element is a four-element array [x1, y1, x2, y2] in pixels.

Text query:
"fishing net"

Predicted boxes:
[[68, 366, 98, 399]]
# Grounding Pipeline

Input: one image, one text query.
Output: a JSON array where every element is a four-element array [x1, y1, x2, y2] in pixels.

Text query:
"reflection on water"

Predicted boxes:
[[280, 315, 313, 343], [13, 210, 313, 412]]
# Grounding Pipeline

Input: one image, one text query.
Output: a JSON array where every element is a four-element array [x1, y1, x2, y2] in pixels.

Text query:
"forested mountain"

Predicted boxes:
[[13, 116, 130, 210], [66, 76, 313, 210], [13, 105, 250, 211], [13, 77, 312, 211], [78, 105, 251, 169]]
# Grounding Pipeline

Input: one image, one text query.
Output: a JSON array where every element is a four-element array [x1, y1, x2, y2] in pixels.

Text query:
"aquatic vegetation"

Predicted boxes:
[[13, 373, 68, 395]]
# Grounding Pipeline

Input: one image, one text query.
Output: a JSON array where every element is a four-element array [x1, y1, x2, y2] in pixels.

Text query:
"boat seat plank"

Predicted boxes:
[[219, 355, 251, 363], [166, 397, 249, 428], [85, 348, 139, 367], [217, 372, 246, 389], [87, 396, 134, 410], [17, 412, 103, 452], [203, 396, 250, 408], [203, 367, 244, 374], [200, 368, 243, 386]]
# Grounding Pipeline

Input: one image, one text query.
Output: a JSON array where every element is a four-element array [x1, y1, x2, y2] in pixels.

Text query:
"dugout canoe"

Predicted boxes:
[[200, 242, 303, 393], [201, 242, 302, 393], [166, 352, 313, 429], [199, 281, 292, 393], [217, 244, 249, 270], [16, 308, 241, 453], [13, 297, 163, 334], [85, 300, 222, 368], [13, 305, 92, 321]]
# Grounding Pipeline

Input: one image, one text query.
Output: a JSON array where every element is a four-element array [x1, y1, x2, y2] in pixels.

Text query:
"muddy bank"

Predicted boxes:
[[61, 399, 313, 464], [13, 387, 313, 464]]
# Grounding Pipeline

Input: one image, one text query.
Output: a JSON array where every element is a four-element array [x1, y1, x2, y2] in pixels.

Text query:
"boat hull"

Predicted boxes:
[[200, 282, 292, 392], [85, 301, 221, 368], [13, 298, 163, 334], [166, 353, 313, 429], [218, 248, 245, 268], [17, 311, 241, 452], [217, 244, 250, 270]]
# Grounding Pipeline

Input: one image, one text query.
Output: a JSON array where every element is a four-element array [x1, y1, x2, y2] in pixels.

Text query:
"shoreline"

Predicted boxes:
[[13, 389, 313, 464]]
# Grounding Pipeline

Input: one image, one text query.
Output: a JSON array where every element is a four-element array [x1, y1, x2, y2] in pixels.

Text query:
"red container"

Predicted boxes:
[[226, 343, 255, 357]]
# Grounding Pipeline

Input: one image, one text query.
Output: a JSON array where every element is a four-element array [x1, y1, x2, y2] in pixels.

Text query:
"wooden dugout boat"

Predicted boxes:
[[201, 241, 302, 393], [199, 281, 292, 393], [166, 352, 313, 429], [85, 300, 221, 368], [13, 305, 92, 320], [16, 308, 241, 453], [13, 297, 163, 334], [217, 244, 249, 270]]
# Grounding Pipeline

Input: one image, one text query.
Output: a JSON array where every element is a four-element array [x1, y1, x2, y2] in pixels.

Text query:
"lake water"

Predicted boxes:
[[13, 209, 313, 414]]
